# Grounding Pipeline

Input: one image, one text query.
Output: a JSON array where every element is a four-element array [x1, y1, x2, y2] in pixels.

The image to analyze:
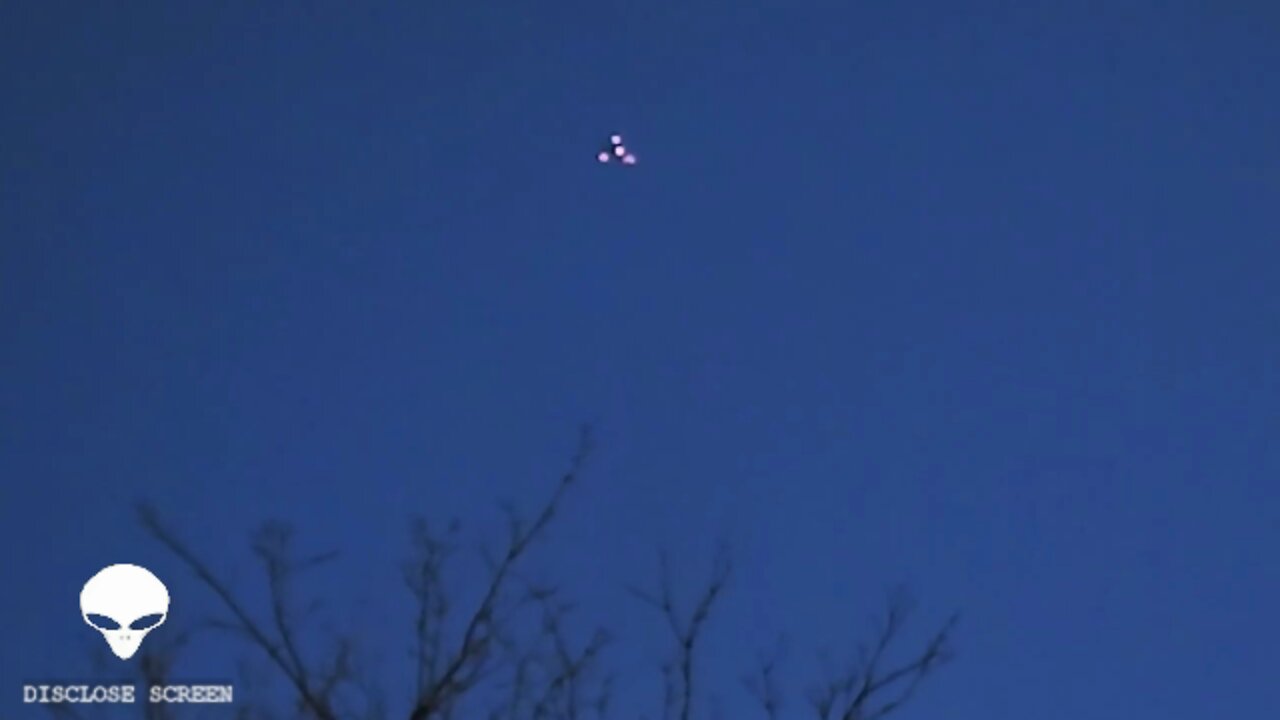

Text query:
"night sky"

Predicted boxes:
[[3, 2, 1278, 718]]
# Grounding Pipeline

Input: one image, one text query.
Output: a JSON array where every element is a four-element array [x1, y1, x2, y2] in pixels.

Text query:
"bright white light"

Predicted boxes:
[[610, 134, 622, 144], [597, 152, 610, 162]]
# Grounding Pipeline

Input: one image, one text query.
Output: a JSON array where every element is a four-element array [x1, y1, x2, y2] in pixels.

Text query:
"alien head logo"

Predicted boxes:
[[80, 564, 169, 660]]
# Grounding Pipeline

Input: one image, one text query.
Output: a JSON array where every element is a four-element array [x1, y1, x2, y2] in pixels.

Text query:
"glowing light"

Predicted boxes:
[[610, 134, 623, 144], [597, 152, 610, 162]]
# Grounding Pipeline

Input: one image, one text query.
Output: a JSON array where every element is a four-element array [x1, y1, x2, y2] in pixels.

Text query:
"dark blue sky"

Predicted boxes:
[[3, 1, 1278, 718]]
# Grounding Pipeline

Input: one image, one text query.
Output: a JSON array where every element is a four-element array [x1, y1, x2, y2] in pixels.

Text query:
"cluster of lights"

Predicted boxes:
[[597, 134, 637, 165]]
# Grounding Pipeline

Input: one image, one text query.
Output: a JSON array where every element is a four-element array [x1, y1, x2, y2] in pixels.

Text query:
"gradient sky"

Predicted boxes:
[[3, 2, 1278, 718]]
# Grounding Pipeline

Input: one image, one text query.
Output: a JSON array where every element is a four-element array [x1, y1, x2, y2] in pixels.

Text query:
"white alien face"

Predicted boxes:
[[80, 564, 169, 660]]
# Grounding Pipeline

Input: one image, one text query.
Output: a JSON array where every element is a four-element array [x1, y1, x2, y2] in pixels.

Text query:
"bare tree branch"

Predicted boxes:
[[808, 588, 958, 720], [523, 587, 612, 720], [632, 545, 732, 720], [403, 515, 460, 702], [408, 425, 594, 720], [137, 505, 346, 720], [742, 638, 785, 720]]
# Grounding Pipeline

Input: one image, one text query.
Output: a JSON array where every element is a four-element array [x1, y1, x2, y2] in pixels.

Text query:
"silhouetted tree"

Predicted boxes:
[[64, 427, 957, 719]]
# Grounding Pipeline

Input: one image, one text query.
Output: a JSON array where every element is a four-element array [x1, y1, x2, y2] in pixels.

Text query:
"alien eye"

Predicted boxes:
[[86, 614, 121, 630], [130, 613, 165, 631]]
